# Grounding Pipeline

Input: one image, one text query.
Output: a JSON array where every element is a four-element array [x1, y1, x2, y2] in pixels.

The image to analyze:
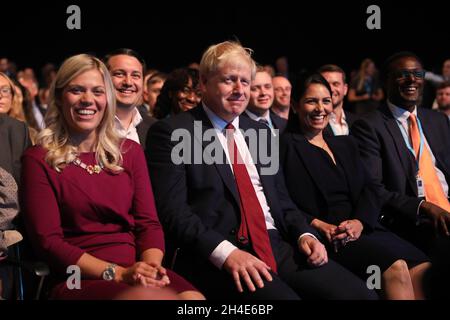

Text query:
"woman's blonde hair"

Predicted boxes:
[[0, 72, 25, 121], [36, 54, 123, 173], [356, 58, 375, 92]]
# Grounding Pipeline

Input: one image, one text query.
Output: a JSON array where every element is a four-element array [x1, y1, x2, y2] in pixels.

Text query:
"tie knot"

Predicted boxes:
[[409, 113, 417, 123], [225, 123, 235, 131], [258, 118, 269, 126]]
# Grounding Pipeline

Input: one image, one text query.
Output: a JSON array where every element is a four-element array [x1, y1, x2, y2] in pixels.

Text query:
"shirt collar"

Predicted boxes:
[[245, 109, 272, 125], [329, 110, 347, 124], [387, 100, 417, 123], [114, 107, 143, 130], [202, 103, 239, 132]]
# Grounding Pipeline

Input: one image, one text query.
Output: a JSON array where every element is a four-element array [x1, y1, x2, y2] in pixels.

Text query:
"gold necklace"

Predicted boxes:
[[72, 157, 102, 174]]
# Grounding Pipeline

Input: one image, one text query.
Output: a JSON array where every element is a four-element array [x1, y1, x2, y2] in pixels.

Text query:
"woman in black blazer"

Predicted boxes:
[[280, 73, 430, 299]]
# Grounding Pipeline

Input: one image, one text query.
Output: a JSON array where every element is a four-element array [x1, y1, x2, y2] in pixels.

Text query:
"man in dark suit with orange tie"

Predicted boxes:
[[146, 41, 376, 300], [351, 52, 450, 253]]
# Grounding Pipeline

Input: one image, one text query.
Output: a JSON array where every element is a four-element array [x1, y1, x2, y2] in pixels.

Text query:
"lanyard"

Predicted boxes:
[[399, 115, 425, 175]]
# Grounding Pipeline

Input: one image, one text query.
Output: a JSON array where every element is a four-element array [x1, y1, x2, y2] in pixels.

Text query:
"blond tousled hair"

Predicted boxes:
[[199, 41, 257, 81], [36, 54, 123, 173]]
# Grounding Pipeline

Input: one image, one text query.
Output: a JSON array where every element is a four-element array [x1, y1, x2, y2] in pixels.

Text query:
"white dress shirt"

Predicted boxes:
[[114, 107, 143, 144], [328, 110, 349, 136]]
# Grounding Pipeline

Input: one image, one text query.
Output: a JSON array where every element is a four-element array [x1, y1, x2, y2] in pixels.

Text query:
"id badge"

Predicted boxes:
[[417, 176, 425, 198]]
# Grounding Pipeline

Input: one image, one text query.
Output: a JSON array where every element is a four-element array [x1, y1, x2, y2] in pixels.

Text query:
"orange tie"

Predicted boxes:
[[409, 114, 450, 211]]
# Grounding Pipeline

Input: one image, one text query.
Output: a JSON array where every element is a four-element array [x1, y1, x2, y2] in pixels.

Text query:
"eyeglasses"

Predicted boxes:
[[0, 86, 13, 97], [180, 86, 202, 98], [395, 70, 426, 80]]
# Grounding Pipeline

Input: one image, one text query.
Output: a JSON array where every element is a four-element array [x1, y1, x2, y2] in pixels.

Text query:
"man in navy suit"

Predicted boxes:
[[351, 52, 450, 253], [146, 41, 376, 300]]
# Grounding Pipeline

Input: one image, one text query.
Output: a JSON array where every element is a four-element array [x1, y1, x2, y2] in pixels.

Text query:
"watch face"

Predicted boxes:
[[103, 267, 115, 281]]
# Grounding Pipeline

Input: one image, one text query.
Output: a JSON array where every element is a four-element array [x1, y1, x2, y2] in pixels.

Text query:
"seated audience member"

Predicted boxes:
[[0, 113, 30, 299], [20, 54, 203, 300], [243, 66, 287, 135], [271, 76, 292, 120], [435, 81, 450, 120], [153, 68, 201, 119], [1, 73, 39, 144], [351, 52, 450, 254], [280, 73, 430, 299], [0, 73, 25, 121], [318, 64, 358, 136], [104, 49, 156, 149], [0, 114, 31, 184], [146, 41, 377, 300], [141, 69, 159, 114], [12, 80, 39, 144], [144, 72, 167, 116]]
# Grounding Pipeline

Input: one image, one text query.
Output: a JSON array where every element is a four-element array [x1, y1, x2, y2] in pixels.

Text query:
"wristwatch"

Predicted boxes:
[[102, 263, 117, 281]]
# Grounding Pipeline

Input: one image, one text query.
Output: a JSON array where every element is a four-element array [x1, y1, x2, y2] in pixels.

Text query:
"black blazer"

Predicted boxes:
[[351, 104, 450, 223], [280, 132, 380, 230], [324, 110, 358, 137], [146, 105, 316, 265], [0, 115, 31, 183], [136, 106, 156, 150]]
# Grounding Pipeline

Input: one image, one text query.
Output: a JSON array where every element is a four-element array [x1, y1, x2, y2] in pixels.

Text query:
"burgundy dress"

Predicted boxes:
[[21, 139, 195, 299]]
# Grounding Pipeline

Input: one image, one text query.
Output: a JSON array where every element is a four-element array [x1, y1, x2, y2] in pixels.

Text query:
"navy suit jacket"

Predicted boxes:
[[351, 104, 450, 224], [146, 106, 316, 268]]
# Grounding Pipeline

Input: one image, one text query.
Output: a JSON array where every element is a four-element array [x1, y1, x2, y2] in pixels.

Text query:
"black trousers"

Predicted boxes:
[[176, 231, 378, 300]]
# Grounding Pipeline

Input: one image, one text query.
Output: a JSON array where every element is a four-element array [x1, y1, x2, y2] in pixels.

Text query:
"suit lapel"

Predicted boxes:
[[239, 116, 277, 206], [193, 107, 240, 206], [380, 105, 417, 194], [291, 133, 329, 200]]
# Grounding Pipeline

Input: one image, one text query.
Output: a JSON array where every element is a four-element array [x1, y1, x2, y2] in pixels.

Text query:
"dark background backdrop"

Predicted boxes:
[[1, 0, 448, 76]]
